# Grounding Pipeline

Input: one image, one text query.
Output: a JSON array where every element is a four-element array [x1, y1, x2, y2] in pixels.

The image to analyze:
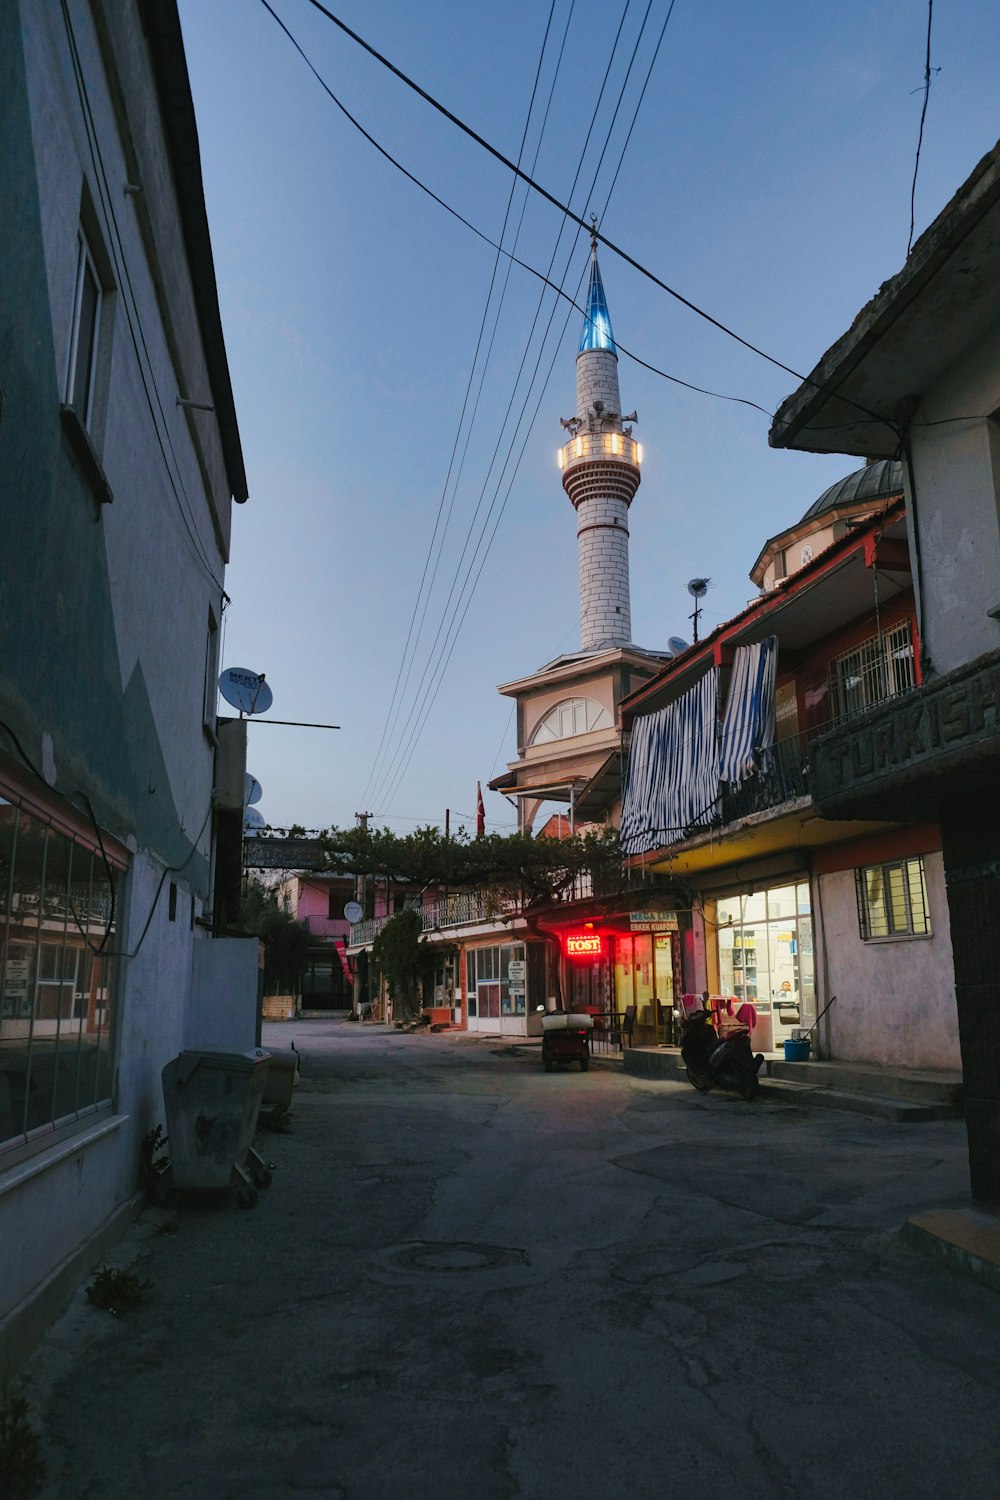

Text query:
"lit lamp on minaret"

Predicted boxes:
[[558, 222, 642, 652]]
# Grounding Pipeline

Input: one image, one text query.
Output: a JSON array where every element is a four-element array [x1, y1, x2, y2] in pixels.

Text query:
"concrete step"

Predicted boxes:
[[768, 1058, 963, 1108], [622, 1048, 963, 1121]]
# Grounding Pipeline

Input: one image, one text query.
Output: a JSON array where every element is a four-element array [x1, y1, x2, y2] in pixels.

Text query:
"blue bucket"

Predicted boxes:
[[783, 1038, 811, 1062]]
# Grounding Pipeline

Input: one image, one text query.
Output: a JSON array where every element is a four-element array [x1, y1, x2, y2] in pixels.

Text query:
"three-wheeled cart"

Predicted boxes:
[[541, 1012, 593, 1072]]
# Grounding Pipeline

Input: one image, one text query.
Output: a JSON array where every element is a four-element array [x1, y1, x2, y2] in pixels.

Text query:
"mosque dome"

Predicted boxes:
[[799, 459, 904, 523]]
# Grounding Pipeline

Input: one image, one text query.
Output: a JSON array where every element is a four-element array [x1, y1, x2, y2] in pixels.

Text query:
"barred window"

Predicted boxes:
[[0, 792, 120, 1152], [829, 621, 916, 722], [856, 857, 931, 940]]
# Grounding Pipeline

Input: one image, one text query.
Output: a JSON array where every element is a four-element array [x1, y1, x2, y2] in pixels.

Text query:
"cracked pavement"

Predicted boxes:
[[20, 1019, 1000, 1499]]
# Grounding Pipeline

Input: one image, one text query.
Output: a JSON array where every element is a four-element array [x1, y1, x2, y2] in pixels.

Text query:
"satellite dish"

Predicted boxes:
[[687, 577, 710, 599], [668, 636, 689, 654], [243, 806, 265, 833], [244, 773, 262, 807], [218, 667, 273, 716], [344, 900, 364, 924]]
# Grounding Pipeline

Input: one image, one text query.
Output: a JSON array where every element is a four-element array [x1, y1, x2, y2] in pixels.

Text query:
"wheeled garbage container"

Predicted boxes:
[[161, 1048, 274, 1207]]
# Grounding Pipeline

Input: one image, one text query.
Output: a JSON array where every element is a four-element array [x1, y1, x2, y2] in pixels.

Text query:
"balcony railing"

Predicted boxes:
[[719, 728, 812, 824]]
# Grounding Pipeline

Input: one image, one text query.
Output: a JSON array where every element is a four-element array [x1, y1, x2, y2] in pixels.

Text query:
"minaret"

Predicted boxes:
[[558, 226, 641, 652]]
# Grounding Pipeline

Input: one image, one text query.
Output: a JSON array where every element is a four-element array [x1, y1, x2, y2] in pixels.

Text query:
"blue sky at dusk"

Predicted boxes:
[[177, 0, 1000, 836]]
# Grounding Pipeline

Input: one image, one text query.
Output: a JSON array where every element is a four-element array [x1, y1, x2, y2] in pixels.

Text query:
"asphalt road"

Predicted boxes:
[[21, 1019, 1000, 1500]]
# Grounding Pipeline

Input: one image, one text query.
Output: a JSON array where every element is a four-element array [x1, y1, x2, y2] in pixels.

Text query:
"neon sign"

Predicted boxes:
[[565, 933, 603, 958]]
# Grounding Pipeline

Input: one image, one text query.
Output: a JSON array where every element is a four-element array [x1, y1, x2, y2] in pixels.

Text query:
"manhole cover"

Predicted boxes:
[[384, 1241, 527, 1274]]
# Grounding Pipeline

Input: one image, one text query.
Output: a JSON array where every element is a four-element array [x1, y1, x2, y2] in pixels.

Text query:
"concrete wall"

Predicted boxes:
[[0, 1, 242, 1356], [909, 315, 1000, 676], [817, 853, 959, 1070]]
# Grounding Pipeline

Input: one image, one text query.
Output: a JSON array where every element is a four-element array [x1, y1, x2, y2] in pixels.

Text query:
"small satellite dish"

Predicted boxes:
[[668, 636, 689, 654], [218, 667, 273, 716], [687, 577, 710, 599], [244, 773, 262, 807], [243, 806, 265, 833], [344, 900, 364, 924]]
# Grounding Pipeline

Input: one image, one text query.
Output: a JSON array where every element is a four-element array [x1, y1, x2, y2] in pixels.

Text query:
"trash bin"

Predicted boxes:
[[162, 1048, 273, 1207], [261, 1047, 299, 1111]]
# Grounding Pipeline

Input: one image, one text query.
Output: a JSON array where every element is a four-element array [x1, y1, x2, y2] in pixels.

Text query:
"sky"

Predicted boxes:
[[177, 0, 1000, 838]]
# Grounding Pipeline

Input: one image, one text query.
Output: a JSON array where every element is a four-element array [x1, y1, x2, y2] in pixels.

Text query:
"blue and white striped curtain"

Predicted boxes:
[[621, 670, 720, 856], [719, 637, 779, 785]]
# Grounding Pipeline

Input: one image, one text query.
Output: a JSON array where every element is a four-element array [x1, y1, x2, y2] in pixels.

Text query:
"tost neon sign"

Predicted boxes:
[[565, 933, 603, 958]]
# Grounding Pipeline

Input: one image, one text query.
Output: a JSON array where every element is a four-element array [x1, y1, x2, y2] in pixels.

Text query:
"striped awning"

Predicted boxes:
[[719, 637, 779, 785], [621, 670, 720, 856]]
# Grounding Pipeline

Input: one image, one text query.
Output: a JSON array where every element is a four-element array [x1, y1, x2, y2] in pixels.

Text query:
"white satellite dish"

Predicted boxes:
[[218, 667, 273, 716], [244, 773, 262, 807], [344, 900, 364, 924], [243, 806, 265, 834], [668, 636, 690, 654]]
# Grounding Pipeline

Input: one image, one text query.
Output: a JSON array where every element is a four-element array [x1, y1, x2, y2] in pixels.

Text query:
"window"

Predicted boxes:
[[856, 857, 931, 940], [0, 791, 120, 1152], [465, 943, 526, 1016], [828, 621, 916, 722], [66, 232, 104, 429], [529, 697, 612, 745], [203, 606, 220, 732]]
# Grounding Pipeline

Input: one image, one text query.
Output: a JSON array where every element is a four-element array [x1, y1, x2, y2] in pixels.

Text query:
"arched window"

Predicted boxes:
[[529, 697, 612, 745]]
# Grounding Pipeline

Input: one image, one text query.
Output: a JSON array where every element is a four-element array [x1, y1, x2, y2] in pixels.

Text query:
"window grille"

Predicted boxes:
[[855, 856, 931, 940], [829, 622, 916, 722]]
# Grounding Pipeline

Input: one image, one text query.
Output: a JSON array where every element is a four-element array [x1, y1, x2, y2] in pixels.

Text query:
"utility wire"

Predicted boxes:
[[370, 1, 662, 814], [368, 0, 644, 812], [296, 0, 893, 430], [374, 7, 678, 816], [357, 0, 567, 808], [907, 0, 937, 257]]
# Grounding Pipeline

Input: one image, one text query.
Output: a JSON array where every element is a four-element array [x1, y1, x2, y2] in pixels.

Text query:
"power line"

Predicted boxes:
[[369, 2, 665, 814], [374, 8, 678, 816], [368, 0, 646, 812], [907, 0, 938, 257], [296, 0, 892, 427], [357, 0, 567, 808]]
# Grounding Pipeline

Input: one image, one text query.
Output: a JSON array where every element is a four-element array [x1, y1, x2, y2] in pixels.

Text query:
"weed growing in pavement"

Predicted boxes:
[[139, 1124, 171, 1204], [0, 1383, 45, 1498], [85, 1266, 153, 1315]]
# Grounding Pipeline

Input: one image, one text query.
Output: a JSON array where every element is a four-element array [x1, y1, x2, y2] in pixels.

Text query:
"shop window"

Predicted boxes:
[[0, 793, 120, 1153], [856, 857, 931, 941], [466, 943, 526, 1016]]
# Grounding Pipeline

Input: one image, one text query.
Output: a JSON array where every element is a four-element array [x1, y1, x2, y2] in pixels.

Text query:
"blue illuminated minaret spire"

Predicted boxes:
[[579, 230, 617, 354], [558, 220, 641, 651]]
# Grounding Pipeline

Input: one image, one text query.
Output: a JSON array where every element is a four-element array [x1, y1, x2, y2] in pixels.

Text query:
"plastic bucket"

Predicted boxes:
[[783, 1038, 811, 1062]]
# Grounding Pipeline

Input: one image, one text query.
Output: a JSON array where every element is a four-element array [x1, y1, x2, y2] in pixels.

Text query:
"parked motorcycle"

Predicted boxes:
[[680, 1010, 764, 1101]]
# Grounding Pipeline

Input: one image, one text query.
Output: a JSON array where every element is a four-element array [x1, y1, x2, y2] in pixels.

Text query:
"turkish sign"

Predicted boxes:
[[811, 657, 1000, 811], [629, 911, 679, 931], [565, 933, 603, 957], [507, 960, 526, 987], [242, 838, 327, 870]]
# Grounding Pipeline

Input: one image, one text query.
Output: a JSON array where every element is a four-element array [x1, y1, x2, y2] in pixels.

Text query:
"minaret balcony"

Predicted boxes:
[[559, 430, 642, 508]]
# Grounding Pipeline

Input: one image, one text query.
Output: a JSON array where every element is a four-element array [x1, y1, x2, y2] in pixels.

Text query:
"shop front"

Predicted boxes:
[[463, 938, 549, 1036], [556, 912, 683, 1048], [715, 880, 815, 1052]]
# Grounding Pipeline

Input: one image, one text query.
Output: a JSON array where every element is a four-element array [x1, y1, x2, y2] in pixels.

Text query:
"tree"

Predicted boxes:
[[372, 908, 436, 1021], [238, 880, 311, 996]]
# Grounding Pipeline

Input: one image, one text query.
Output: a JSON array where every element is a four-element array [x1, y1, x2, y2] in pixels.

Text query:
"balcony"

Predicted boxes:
[[719, 728, 812, 824], [302, 914, 349, 939]]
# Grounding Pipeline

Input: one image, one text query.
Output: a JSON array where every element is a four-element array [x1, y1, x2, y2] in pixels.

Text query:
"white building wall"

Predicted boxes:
[[817, 853, 959, 1070], [909, 315, 1000, 675]]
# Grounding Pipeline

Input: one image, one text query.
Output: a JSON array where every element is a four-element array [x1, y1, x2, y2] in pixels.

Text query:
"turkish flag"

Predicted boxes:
[[476, 782, 485, 838]]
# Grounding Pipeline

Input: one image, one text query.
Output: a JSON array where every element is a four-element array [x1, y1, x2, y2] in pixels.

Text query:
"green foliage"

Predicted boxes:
[[86, 1266, 154, 1315], [238, 880, 311, 994], [139, 1125, 170, 1205], [0, 1385, 44, 1499], [319, 824, 622, 911], [372, 908, 437, 1020]]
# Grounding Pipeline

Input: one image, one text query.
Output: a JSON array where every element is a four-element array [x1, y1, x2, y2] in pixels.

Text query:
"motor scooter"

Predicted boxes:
[[680, 1010, 763, 1101]]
